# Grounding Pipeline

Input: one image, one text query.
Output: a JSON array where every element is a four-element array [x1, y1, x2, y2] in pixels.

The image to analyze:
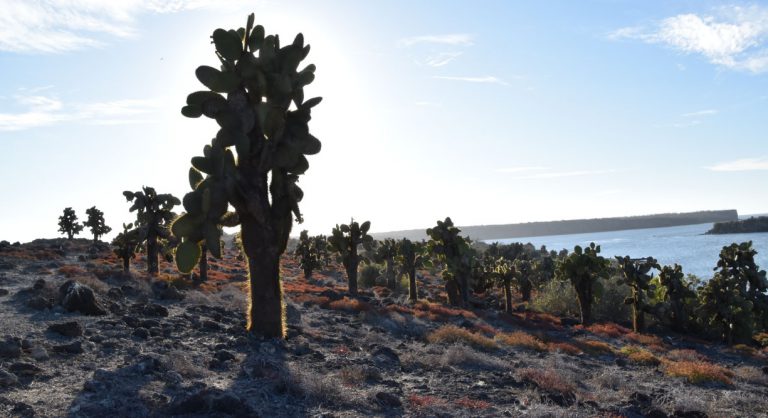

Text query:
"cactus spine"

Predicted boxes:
[[327, 220, 374, 296], [123, 187, 180, 274], [175, 14, 321, 338], [58, 207, 84, 240]]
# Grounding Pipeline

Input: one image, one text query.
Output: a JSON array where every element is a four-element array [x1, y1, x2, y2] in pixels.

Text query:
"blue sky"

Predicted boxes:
[[1, 0, 767, 243]]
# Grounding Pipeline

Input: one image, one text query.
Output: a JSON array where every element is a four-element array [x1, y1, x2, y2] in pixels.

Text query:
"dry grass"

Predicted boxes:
[[624, 332, 664, 350], [338, 366, 380, 387], [414, 301, 478, 319], [440, 345, 509, 370], [58, 265, 86, 278], [517, 368, 576, 396], [547, 341, 583, 356], [454, 397, 492, 410], [665, 349, 708, 363], [573, 339, 615, 355], [326, 297, 372, 313], [619, 345, 660, 365], [663, 360, 734, 385], [495, 331, 547, 352], [580, 322, 630, 338], [754, 332, 768, 347], [733, 365, 768, 386], [473, 322, 498, 336], [408, 394, 447, 410], [730, 344, 764, 359], [426, 325, 497, 350]]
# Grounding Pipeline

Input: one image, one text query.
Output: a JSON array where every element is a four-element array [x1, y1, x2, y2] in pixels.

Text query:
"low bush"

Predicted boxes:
[[495, 331, 547, 352], [619, 345, 660, 365], [663, 360, 733, 385], [426, 325, 497, 350], [359, 264, 381, 288]]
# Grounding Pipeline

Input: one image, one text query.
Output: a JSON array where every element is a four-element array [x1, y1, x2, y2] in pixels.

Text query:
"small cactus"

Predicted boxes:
[[294, 230, 322, 280], [111, 223, 141, 273], [396, 238, 431, 302], [426, 217, 472, 306]]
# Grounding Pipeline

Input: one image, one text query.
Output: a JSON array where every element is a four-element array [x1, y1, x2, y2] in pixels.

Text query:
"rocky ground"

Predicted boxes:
[[0, 239, 767, 417]]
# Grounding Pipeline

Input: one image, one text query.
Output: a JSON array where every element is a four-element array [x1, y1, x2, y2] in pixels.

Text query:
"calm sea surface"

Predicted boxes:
[[489, 223, 768, 280]]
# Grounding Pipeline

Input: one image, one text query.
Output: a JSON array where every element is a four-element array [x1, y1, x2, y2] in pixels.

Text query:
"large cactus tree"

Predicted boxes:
[[555, 243, 609, 325], [327, 220, 374, 296], [373, 238, 399, 289], [396, 238, 431, 302], [426, 217, 472, 306], [123, 187, 180, 274], [616, 256, 659, 332], [83, 206, 112, 243], [698, 241, 768, 343], [654, 264, 696, 333], [58, 207, 84, 240], [172, 14, 321, 338]]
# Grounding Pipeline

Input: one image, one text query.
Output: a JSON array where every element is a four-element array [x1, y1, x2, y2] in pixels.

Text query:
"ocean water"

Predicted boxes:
[[489, 223, 768, 280]]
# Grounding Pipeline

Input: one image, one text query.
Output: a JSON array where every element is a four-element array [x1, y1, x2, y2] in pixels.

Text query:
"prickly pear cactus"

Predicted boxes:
[[426, 217, 472, 305], [396, 238, 431, 302], [58, 207, 84, 240], [654, 264, 695, 333], [123, 186, 180, 274], [327, 220, 374, 296], [294, 230, 321, 280], [555, 243, 609, 325], [616, 256, 659, 332], [112, 223, 141, 273], [373, 239, 399, 290], [83, 206, 112, 243], [175, 14, 322, 338]]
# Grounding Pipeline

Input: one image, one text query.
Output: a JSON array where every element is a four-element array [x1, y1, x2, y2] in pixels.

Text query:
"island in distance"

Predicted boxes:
[[374, 210, 739, 241], [707, 216, 768, 235]]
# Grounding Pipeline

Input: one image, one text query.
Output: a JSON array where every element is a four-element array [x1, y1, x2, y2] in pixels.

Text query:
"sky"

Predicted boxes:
[[1, 0, 767, 243]]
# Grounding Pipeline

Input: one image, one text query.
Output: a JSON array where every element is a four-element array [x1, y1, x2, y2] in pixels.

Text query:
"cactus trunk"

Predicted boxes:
[[147, 231, 159, 274], [632, 293, 645, 332], [346, 261, 358, 296], [122, 256, 130, 273], [241, 217, 285, 338], [521, 281, 531, 302], [408, 267, 417, 302], [303, 267, 312, 280], [671, 300, 687, 333], [503, 277, 513, 312], [459, 274, 469, 306], [246, 253, 284, 338], [446, 280, 460, 306], [198, 244, 208, 283], [385, 260, 396, 290], [576, 284, 592, 325]]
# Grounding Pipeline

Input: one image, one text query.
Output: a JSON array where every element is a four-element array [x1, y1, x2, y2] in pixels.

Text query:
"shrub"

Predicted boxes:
[[426, 325, 497, 350], [495, 331, 547, 352], [663, 360, 733, 385], [574, 339, 615, 355], [619, 345, 660, 365], [358, 264, 381, 289], [583, 322, 630, 338], [532, 276, 631, 324], [327, 297, 372, 313], [547, 342, 582, 355], [517, 368, 576, 396]]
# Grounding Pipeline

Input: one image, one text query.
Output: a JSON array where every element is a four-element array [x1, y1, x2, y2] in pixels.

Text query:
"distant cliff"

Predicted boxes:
[[372, 210, 739, 242], [706, 216, 768, 235]]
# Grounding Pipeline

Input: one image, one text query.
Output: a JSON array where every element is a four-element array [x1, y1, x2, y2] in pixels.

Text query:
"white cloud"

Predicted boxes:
[[682, 109, 718, 117], [399, 34, 474, 47], [433, 75, 510, 86], [610, 5, 768, 73], [508, 169, 616, 180], [495, 166, 550, 173], [423, 52, 463, 67], [0, 92, 161, 131], [0, 0, 213, 53], [707, 157, 768, 171], [497, 167, 616, 180]]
